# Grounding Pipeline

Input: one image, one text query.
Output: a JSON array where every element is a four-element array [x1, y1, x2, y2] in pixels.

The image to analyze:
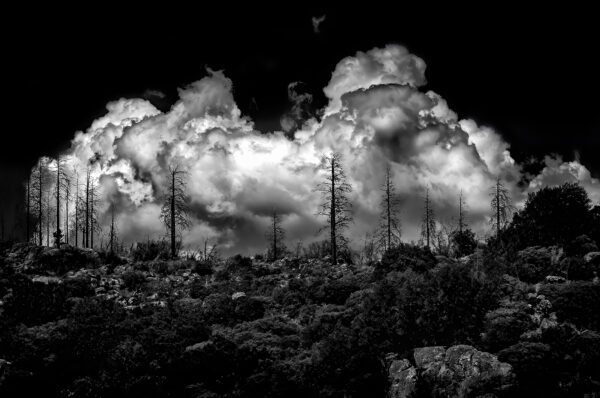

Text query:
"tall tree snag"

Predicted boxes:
[[160, 166, 191, 258], [315, 152, 353, 265]]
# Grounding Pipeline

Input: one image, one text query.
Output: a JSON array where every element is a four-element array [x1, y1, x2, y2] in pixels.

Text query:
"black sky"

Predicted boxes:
[[1, 4, 599, 236]]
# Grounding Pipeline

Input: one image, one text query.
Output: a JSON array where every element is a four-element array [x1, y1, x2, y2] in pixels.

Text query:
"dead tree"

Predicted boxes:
[[30, 158, 49, 246], [420, 188, 436, 248], [489, 177, 514, 237], [85, 168, 90, 248], [458, 190, 466, 233], [109, 202, 118, 254], [90, 180, 98, 249], [377, 164, 402, 252], [266, 209, 285, 261], [82, 167, 99, 248], [25, 175, 31, 243], [45, 190, 52, 246], [64, 176, 71, 245], [315, 152, 353, 265], [53, 156, 69, 247], [160, 166, 191, 258], [72, 171, 83, 247]]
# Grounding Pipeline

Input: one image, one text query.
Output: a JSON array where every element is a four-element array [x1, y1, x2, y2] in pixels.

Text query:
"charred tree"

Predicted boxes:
[[160, 166, 191, 258], [315, 152, 353, 265], [489, 177, 514, 237], [420, 188, 436, 248], [266, 209, 285, 261], [377, 164, 402, 252], [109, 202, 118, 254]]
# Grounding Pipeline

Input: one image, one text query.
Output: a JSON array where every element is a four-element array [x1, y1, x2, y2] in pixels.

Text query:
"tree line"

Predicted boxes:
[[14, 152, 529, 263]]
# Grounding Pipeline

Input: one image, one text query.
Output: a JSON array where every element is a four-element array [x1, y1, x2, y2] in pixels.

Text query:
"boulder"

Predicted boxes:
[[584, 251, 600, 263], [231, 291, 246, 300], [389, 345, 515, 398], [388, 358, 418, 398], [0, 358, 11, 386]]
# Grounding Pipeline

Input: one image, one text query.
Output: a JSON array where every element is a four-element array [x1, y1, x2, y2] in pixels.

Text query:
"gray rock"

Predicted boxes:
[[388, 358, 418, 398], [545, 275, 566, 283], [389, 345, 515, 398], [0, 358, 11, 386], [584, 251, 600, 263], [231, 291, 246, 300]]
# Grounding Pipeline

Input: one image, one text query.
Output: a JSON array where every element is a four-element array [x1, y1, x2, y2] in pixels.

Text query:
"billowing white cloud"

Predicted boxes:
[[32, 45, 600, 255]]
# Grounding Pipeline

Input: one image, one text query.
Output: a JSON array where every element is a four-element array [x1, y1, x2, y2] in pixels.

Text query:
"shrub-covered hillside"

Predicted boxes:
[[0, 182, 599, 397]]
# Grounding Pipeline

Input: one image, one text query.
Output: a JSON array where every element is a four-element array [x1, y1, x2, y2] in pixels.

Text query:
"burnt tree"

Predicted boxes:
[[160, 166, 191, 258], [377, 164, 401, 251], [420, 187, 436, 248], [266, 209, 285, 261], [489, 177, 514, 237], [315, 152, 353, 265]]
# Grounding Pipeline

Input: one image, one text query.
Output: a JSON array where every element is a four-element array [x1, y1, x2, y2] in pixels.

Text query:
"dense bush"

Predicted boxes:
[[513, 246, 556, 283], [508, 183, 595, 250], [497, 342, 558, 397], [450, 228, 478, 257], [121, 270, 147, 291], [226, 254, 253, 273], [376, 243, 437, 276], [538, 281, 600, 330], [34, 245, 99, 275], [1, 275, 71, 326], [130, 240, 171, 261], [481, 300, 533, 352]]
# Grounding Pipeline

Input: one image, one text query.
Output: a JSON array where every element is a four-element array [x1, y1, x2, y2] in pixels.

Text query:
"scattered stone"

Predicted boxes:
[[389, 345, 514, 398], [231, 291, 246, 300], [545, 275, 566, 283], [584, 251, 600, 263]]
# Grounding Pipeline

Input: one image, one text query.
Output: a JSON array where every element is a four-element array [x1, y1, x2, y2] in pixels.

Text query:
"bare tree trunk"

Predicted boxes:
[[65, 180, 69, 245], [85, 170, 89, 248], [38, 163, 43, 246], [171, 171, 176, 258], [75, 174, 79, 248], [272, 210, 277, 260], [55, 158, 61, 248], [459, 190, 464, 234], [90, 182, 94, 249], [26, 176, 30, 243], [426, 189, 430, 248], [386, 169, 391, 250], [46, 192, 50, 246], [109, 203, 115, 254], [496, 180, 500, 237], [330, 158, 337, 265]]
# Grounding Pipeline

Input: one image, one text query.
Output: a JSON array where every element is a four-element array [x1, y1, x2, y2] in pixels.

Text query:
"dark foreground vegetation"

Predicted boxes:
[[0, 183, 599, 397]]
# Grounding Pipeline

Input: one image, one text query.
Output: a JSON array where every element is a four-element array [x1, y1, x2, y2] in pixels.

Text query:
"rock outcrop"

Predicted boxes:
[[388, 345, 515, 398]]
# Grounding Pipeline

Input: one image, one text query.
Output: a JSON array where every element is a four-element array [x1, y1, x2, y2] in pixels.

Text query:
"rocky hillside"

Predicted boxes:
[[0, 241, 599, 397]]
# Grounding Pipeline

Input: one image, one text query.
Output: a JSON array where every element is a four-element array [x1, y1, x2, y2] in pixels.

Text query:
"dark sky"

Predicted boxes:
[[1, 4, 599, 237]]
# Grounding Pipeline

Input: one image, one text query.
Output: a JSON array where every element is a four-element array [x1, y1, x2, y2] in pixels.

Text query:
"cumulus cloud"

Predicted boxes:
[[280, 81, 314, 133], [32, 45, 600, 255]]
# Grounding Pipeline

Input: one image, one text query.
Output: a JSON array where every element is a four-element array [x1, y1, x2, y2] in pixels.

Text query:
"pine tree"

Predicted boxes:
[[420, 187, 436, 248], [377, 164, 401, 252], [489, 177, 514, 237], [315, 152, 353, 265], [160, 166, 191, 258]]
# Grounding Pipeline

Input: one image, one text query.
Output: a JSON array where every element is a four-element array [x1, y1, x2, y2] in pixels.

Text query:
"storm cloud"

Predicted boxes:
[[32, 44, 600, 255]]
